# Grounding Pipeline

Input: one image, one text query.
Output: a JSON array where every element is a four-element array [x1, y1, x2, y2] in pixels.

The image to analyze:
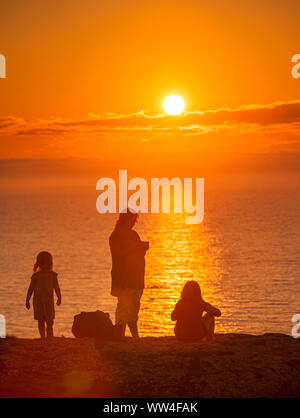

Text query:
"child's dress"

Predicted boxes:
[[30, 271, 59, 321]]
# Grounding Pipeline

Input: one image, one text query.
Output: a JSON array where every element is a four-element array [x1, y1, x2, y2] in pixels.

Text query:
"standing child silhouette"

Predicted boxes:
[[26, 251, 61, 339], [171, 280, 221, 341]]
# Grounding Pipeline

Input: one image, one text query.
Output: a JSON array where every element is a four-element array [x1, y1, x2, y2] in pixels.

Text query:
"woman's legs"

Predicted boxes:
[[115, 291, 128, 339], [114, 322, 126, 340], [115, 288, 143, 339], [128, 289, 143, 339], [38, 320, 45, 339], [202, 312, 215, 341], [128, 321, 139, 339]]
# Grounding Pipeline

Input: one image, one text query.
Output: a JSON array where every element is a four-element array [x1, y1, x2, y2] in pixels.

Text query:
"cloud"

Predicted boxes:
[[0, 116, 24, 130], [16, 128, 77, 136], [1, 100, 300, 137]]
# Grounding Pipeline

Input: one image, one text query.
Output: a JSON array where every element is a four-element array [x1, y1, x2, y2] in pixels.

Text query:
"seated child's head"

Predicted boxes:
[[181, 280, 202, 302], [34, 251, 53, 272]]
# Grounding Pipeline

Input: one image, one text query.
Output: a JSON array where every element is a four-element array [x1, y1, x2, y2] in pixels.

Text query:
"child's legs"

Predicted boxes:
[[202, 313, 215, 340], [38, 319, 45, 339], [46, 320, 54, 338]]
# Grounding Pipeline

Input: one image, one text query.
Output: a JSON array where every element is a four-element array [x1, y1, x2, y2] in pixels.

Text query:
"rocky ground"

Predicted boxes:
[[0, 333, 299, 397]]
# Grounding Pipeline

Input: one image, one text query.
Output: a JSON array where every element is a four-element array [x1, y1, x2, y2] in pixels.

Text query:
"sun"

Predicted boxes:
[[163, 95, 185, 115]]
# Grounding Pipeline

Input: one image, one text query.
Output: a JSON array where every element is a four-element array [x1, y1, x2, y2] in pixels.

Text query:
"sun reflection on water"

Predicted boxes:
[[138, 212, 225, 336]]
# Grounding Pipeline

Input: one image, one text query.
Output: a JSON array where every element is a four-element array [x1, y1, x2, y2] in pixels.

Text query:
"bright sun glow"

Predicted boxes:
[[163, 95, 185, 115]]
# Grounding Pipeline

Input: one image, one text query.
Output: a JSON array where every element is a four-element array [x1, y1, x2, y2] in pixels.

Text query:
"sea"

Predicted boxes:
[[1, 173, 300, 338]]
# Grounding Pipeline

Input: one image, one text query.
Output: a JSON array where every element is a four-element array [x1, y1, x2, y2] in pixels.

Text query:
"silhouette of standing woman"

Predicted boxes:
[[109, 209, 149, 339]]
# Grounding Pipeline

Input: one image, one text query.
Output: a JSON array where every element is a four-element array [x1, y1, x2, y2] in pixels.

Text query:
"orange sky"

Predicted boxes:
[[0, 0, 299, 163]]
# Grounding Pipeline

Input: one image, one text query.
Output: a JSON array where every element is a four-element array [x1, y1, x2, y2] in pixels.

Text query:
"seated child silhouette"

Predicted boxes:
[[171, 280, 221, 341]]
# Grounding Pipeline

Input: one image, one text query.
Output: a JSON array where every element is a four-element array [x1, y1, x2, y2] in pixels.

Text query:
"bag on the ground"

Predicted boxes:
[[72, 310, 114, 340]]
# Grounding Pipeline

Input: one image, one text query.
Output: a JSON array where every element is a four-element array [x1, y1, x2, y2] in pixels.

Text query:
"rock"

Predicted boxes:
[[0, 333, 299, 397]]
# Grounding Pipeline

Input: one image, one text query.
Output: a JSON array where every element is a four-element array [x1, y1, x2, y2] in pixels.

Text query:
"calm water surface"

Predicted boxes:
[[1, 181, 299, 337]]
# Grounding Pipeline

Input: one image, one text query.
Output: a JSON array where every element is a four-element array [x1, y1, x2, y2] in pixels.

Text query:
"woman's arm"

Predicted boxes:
[[110, 231, 147, 257], [204, 302, 221, 317]]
